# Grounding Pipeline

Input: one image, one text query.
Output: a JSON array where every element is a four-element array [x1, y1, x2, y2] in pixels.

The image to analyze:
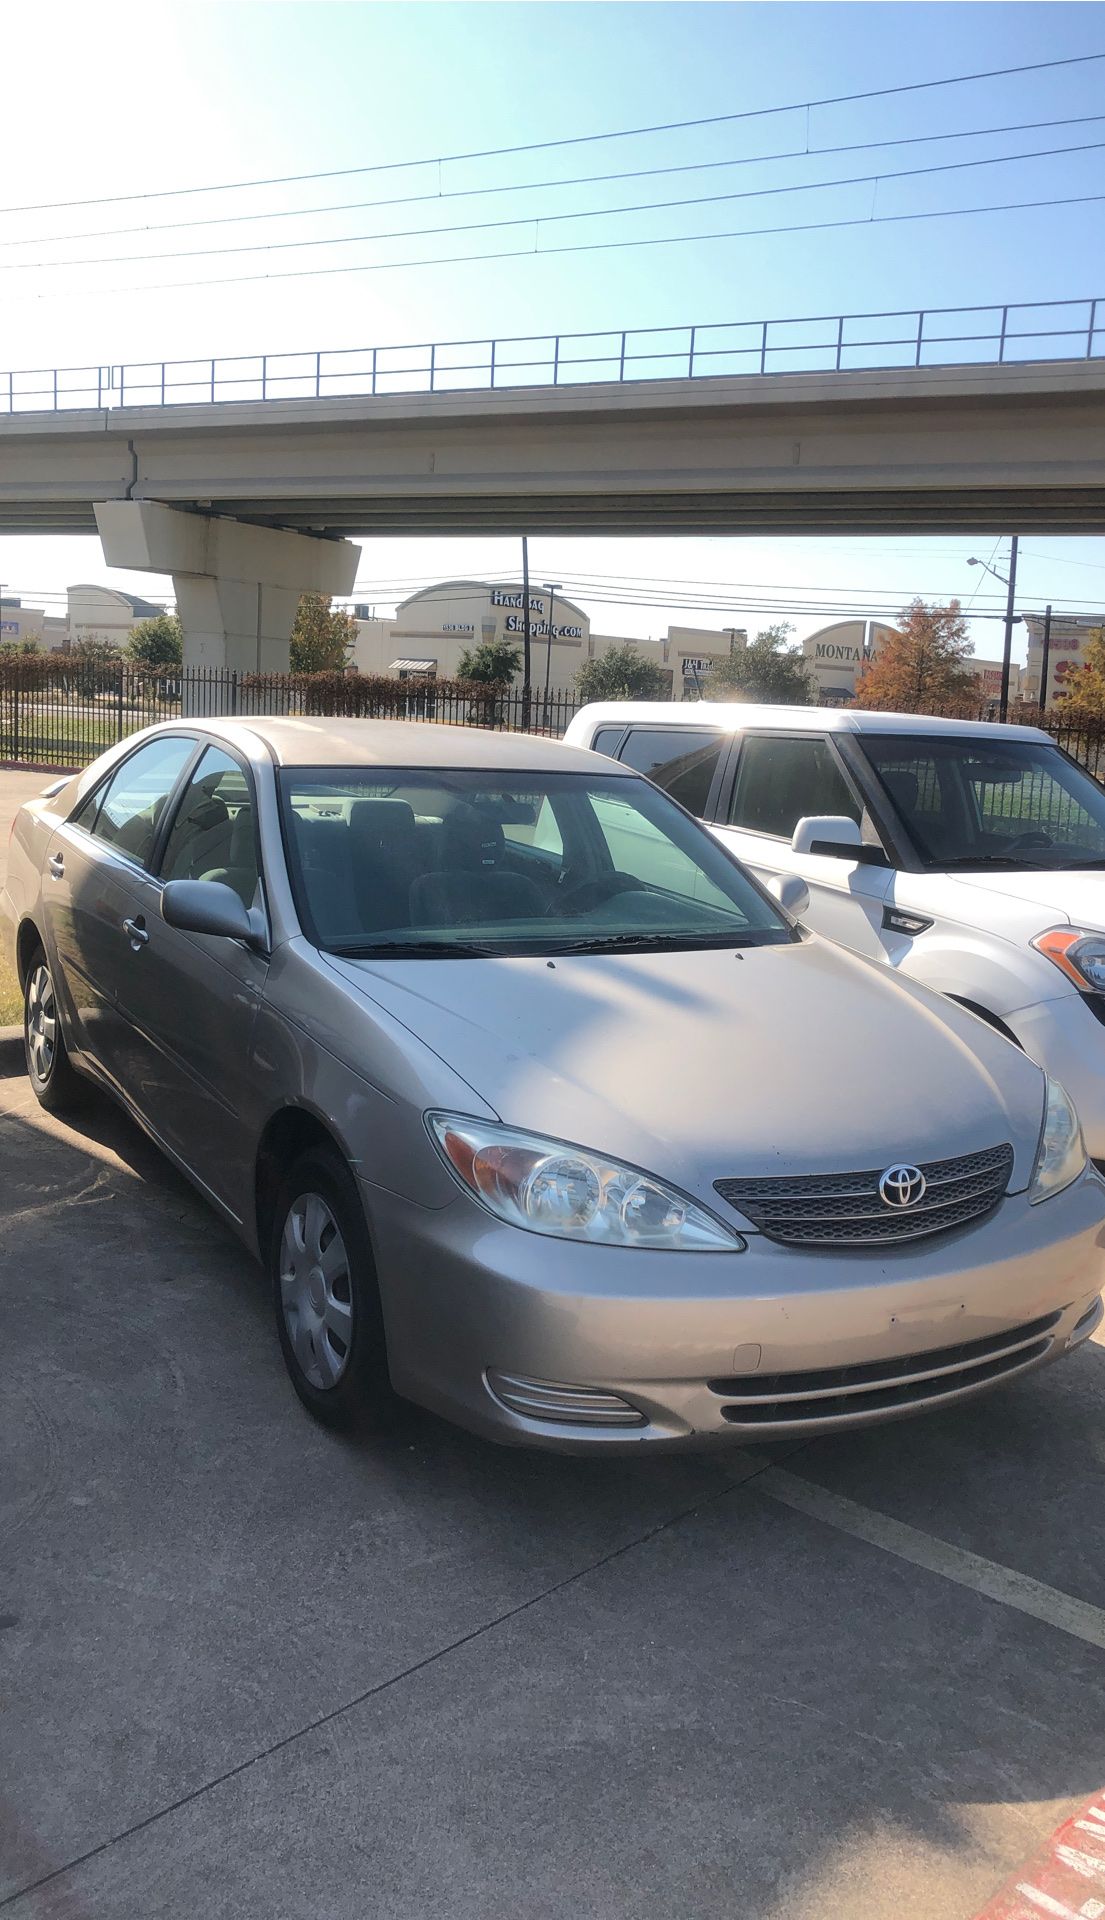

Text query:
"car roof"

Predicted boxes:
[[196, 715, 628, 773], [569, 701, 1053, 744]]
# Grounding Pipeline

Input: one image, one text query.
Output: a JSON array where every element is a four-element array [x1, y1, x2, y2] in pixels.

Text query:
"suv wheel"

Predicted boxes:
[[24, 948, 83, 1112], [269, 1146, 396, 1432]]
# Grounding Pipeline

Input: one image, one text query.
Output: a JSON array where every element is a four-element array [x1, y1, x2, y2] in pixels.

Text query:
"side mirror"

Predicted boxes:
[[161, 879, 264, 948], [768, 873, 810, 918], [791, 814, 863, 858]]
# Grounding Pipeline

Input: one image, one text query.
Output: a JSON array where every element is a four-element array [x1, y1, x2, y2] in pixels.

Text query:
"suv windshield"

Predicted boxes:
[[858, 734, 1105, 870], [279, 767, 795, 957]]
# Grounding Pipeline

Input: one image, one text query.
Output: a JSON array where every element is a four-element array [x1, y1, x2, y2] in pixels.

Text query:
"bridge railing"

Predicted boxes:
[[3, 296, 1103, 416]]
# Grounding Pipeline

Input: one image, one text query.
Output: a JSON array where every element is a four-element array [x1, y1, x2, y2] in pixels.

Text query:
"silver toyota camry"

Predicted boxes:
[[4, 717, 1103, 1450]]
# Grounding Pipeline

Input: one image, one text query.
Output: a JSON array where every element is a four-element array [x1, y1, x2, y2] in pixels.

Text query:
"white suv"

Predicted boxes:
[[565, 702, 1105, 1164]]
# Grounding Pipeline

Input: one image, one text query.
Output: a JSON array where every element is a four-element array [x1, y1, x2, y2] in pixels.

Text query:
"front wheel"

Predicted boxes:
[[24, 947, 83, 1112], [269, 1146, 396, 1433]]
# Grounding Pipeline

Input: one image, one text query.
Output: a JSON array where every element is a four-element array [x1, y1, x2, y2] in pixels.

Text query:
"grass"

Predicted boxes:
[[0, 953, 21, 1028]]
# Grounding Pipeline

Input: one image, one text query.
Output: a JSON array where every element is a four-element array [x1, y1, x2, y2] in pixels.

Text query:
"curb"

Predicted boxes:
[[0, 761, 78, 775], [972, 1793, 1105, 1916]]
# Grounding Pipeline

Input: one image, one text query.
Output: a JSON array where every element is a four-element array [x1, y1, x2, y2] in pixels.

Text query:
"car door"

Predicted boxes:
[[40, 734, 198, 1093], [711, 730, 893, 958], [108, 742, 270, 1220]]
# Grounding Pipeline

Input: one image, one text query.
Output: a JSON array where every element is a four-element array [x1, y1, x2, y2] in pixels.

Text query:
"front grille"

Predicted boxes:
[[714, 1142, 1014, 1248], [707, 1310, 1061, 1429]]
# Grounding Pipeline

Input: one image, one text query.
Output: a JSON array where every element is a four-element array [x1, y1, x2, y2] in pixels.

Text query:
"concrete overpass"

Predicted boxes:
[[3, 354, 1105, 670]]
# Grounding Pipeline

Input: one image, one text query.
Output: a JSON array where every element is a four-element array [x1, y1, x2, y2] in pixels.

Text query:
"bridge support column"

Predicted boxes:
[[94, 502, 360, 688]]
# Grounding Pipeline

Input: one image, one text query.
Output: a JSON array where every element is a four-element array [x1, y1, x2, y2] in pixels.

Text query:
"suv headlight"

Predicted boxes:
[[1032, 927, 1105, 994], [1029, 1076, 1086, 1204], [427, 1113, 743, 1251]]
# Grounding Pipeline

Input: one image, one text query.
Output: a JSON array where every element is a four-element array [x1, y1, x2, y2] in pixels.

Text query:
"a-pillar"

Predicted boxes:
[[94, 502, 360, 688]]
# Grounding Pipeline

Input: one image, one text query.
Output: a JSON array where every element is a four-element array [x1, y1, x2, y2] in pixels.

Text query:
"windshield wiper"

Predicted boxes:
[[547, 930, 773, 955], [939, 854, 1054, 870], [326, 938, 498, 959]]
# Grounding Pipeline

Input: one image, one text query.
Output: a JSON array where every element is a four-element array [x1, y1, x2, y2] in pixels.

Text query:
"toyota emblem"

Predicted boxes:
[[878, 1164, 927, 1209]]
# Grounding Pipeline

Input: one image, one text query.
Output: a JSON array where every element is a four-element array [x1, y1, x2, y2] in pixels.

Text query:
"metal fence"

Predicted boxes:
[[0, 666, 584, 769], [3, 296, 1103, 414]]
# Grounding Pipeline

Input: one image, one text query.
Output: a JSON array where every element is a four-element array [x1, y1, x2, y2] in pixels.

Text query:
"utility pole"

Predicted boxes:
[[541, 582, 561, 727], [1040, 602, 1053, 712], [521, 537, 532, 730], [999, 534, 1019, 722]]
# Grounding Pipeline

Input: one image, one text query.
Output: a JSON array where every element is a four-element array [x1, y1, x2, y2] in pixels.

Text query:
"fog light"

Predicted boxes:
[[487, 1369, 645, 1427]]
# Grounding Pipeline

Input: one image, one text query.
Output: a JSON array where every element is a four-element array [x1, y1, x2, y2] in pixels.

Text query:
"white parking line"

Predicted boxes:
[[755, 1467, 1105, 1652]]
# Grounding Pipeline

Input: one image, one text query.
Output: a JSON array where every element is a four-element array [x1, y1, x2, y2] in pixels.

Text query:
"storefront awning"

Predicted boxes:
[[390, 658, 437, 673]]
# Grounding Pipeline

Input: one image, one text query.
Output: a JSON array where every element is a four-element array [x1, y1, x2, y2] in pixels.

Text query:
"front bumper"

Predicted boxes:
[[362, 1166, 1105, 1453]]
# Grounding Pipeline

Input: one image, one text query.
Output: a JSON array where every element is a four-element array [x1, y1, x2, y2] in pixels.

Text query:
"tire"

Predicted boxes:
[[23, 946, 84, 1113], [269, 1146, 396, 1433]]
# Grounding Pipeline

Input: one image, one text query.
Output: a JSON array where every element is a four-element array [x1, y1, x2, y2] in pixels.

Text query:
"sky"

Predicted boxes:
[[3, 0, 1105, 662]]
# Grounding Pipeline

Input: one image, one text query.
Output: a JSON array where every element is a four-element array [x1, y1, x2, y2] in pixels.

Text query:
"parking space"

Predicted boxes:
[[2, 763, 1105, 1919]]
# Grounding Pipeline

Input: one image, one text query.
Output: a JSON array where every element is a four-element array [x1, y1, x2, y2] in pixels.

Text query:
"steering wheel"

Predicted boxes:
[[549, 872, 641, 915], [1001, 829, 1054, 853]]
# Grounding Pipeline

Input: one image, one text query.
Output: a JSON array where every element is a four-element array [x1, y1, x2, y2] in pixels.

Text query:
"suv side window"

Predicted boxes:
[[617, 728, 726, 817], [589, 727, 625, 758], [83, 735, 196, 868], [159, 745, 260, 908], [728, 735, 860, 839]]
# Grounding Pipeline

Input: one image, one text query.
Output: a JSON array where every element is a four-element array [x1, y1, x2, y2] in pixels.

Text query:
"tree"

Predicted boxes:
[[0, 639, 40, 660], [1055, 628, 1105, 719], [704, 623, 813, 705], [290, 593, 358, 674], [854, 599, 979, 715], [575, 643, 669, 701], [127, 612, 183, 668], [456, 636, 523, 685]]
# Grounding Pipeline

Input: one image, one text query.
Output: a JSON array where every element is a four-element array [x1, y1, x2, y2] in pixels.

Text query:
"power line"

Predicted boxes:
[[2, 49, 1102, 217], [29, 185, 1105, 299], [8, 134, 1102, 275], [6, 110, 1103, 252]]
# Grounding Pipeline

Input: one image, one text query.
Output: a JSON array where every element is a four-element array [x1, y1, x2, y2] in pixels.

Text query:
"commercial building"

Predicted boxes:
[[1021, 611, 1103, 708]]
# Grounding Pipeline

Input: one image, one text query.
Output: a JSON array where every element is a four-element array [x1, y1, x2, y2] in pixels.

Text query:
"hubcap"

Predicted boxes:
[[278, 1192, 353, 1390], [26, 964, 57, 1085]]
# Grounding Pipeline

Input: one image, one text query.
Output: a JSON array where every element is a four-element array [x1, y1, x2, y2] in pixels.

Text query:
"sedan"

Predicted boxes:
[[3, 717, 1103, 1450]]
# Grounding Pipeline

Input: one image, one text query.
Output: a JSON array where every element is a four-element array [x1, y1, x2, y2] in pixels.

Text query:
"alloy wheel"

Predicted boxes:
[[278, 1192, 354, 1390]]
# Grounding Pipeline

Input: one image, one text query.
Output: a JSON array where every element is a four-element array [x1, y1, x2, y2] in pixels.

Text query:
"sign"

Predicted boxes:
[[814, 641, 862, 663], [681, 656, 716, 677], [504, 614, 583, 640], [442, 623, 474, 633], [0, 621, 19, 636], [491, 588, 545, 612]]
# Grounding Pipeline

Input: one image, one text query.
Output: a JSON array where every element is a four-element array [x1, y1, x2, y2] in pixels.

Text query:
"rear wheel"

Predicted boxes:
[[23, 947, 83, 1112], [269, 1146, 396, 1432]]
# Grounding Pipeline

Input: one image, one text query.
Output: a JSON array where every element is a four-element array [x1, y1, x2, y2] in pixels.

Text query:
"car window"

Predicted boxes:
[[617, 728, 726, 817], [727, 735, 861, 839], [160, 746, 260, 908], [278, 766, 791, 957], [860, 734, 1105, 868], [84, 736, 196, 868], [589, 727, 624, 758]]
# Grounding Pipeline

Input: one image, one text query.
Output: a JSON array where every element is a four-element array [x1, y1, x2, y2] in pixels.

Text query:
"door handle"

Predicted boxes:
[[122, 916, 149, 948], [48, 853, 64, 878]]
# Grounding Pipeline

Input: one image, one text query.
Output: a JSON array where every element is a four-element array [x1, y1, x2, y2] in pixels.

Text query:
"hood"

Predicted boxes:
[[945, 868, 1105, 931], [325, 936, 1046, 1207]]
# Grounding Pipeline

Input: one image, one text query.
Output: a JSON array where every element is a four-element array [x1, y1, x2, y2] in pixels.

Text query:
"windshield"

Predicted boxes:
[[278, 766, 794, 957], [858, 734, 1105, 871]]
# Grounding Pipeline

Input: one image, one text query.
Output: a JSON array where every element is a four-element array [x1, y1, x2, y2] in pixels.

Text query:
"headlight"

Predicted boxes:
[[427, 1113, 743, 1252], [1029, 1076, 1086, 1204], [1032, 926, 1105, 994]]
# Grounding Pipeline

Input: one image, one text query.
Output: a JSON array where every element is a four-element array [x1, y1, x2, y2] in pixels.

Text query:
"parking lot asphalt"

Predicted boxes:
[[2, 763, 1105, 1920]]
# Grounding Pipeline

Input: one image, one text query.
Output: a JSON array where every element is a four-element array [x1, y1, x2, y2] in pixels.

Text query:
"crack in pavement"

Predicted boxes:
[[0, 1442, 810, 1912]]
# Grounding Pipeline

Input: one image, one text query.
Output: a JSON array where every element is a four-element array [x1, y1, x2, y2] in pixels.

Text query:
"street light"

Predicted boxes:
[[541, 581, 561, 726], [967, 537, 1019, 721]]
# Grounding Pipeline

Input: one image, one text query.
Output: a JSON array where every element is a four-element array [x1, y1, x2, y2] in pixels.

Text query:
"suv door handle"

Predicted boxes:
[[48, 853, 64, 878], [122, 916, 149, 948]]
